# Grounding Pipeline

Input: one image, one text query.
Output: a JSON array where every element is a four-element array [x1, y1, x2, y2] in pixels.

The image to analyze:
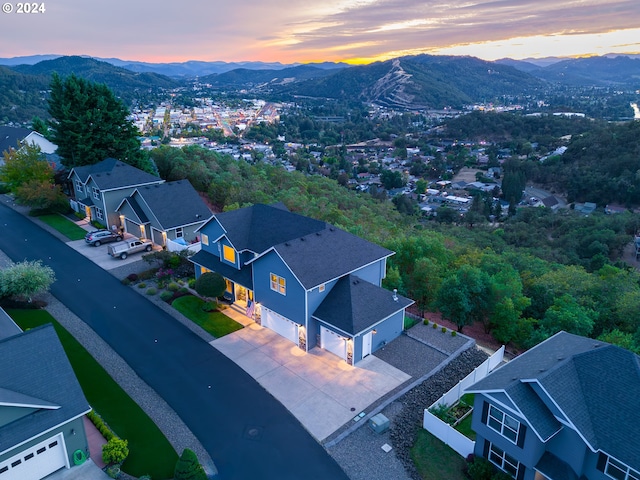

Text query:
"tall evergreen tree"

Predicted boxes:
[[47, 73, 152, 171]]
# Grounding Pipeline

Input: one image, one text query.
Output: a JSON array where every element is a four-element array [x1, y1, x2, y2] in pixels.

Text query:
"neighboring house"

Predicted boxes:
[[67, 158, 164, 231], [116, 180, 212, 247], [467, 331, 640, 480], [0, 320, 91, 479], [0, 126, 60, 168], [541, 196, 560, 210], [190, 203, 413, 364]]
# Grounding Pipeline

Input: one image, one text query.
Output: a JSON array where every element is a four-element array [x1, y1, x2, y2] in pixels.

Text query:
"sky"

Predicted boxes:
[[1, 0, 639, 64]]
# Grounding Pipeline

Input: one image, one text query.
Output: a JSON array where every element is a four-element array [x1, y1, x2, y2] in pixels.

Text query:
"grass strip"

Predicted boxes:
[[410, 429, 468, 480], [8, 309, 178, 479], [37, 213, 88, 240], [172, 295, 244, 337]]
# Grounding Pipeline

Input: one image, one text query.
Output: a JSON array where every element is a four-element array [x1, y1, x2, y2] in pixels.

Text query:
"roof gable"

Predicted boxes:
[[69, 158, 163, 190], [313, 275, 413, 335], [0, 126, 32, 154]]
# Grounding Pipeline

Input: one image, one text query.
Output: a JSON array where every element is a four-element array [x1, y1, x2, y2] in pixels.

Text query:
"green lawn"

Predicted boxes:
[[455, 414, 476, 440], [172, 295, 244, 337], [37, 213, 87, 240], [411, 429, 468, 480], [8, 309, 178, 479]]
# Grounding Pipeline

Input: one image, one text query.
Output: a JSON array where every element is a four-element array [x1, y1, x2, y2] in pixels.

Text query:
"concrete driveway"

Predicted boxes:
[[212, 308, 411, 441]]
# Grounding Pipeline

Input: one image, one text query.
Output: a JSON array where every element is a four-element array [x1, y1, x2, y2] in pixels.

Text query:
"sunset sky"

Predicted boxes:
[[1, 0, 639, 64]]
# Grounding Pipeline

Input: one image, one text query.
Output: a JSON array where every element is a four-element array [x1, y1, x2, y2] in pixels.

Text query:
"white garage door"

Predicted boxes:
[[262, 309, 298, 344], [0, 433, 67, 480], [321, 326, 347, 360]]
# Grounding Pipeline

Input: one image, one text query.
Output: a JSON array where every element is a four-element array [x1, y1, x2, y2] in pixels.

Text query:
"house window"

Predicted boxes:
[[176, 227, 184, 238], [270, 273, 286, 295], [95, 207, 104, 221], [488, 443, 520, 478], [319, 284, 325, 292], [605, 456, 640, 480], [487, 405, 520, 443], [201, 234, 209, 246], [92, 186, 100, 200], [223, 245, 236, 263], [75, 180, 83, 193], [200, 266, 210, 275]]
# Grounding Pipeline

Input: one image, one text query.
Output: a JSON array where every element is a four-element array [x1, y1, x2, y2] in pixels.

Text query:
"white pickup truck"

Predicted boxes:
[[107, 238, 153, 259]]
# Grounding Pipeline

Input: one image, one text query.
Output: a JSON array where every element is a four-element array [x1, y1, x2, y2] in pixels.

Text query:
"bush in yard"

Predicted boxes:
[[433, 323, 438, 329], [121, 278, 131, 286], [168, 282, 180, 291], [174, 448, 207, 480], [441, 326, 447, 333], [138, 282, 147, 289], [194, 272, 226, 301], [466, 456, 500, 480], [423, 319, 429, 325], [127, 273, 139, 282], [160, 291, 174, 302], [102, 437, 129, 465], [0, 260, 55, 301], [146, 287, 157, 295]]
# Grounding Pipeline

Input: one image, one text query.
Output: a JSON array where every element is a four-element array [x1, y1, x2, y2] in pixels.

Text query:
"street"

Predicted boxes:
[[0, 203, 348, 480]]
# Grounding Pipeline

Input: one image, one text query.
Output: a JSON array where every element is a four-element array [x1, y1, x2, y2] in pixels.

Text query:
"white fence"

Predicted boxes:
[[167, 238, 201, 253], [422, 346, 505, 458]]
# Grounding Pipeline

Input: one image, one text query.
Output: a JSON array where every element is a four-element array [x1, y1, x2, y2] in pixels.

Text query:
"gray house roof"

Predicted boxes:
[[0, 324, 90, 455], [272, 226, 394, 290], [209, 203, 326, 254], [469, 331, 640, 470], [123, 180, 212, 230], [0, 307, 21, 341], [0, 126, 31, 154], [313, 275, 413, 335], [69, 157, 163, 191]]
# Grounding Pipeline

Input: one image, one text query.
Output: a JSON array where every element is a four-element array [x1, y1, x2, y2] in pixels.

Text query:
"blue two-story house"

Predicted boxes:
[[189, 203, 413, 365], [466, 331, 640, 480]]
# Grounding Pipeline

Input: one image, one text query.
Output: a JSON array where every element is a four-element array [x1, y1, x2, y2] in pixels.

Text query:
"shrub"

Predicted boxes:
[[146, 287, 157, 295], [160, 291, 174, 302], [428, 403, 455, 424], [451, 330, 457, 337], [432, 323, 438, 329], [91, 220, 106, 229], [121, 278, 131, 286], [106, 464, 121, 479], [174, 448, 207, 480], [102, 437, 129, 465], [127, 273, 139, 282], [137, 282, 147, 289], [0, 260, 56, 301], [74, 210, 86, 220], [194, 272, 226, 300], [441, 326, 447, 333], [167, 282, 180, 291], [178, 287, 188, 294], [466, 457, 497, 480], [423, 319, 429, 325], [137, 269, 157, 281], [201, 301, 217, 312], [188, 278, 196, 288], [87, 410, 115, 441]]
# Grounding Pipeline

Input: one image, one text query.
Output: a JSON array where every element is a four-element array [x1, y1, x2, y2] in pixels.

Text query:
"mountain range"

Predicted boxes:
[[0, 54, 638, 123]]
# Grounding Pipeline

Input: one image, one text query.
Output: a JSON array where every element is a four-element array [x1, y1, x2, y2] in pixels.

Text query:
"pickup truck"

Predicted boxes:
[[108, 238, 153, 259]]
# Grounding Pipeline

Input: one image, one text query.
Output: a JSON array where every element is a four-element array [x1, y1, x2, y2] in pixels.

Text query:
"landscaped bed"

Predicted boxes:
[[171, 295, 244, 338], [36, 213, 88, 240], [8, 309, 178, 479]]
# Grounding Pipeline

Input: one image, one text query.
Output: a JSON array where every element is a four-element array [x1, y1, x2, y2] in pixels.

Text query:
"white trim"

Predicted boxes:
[[0, 402, 59, 409], [0, 409, 90, 457]]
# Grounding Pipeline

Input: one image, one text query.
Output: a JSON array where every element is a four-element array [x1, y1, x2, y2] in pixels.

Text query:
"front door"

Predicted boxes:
[[362, 331, 372, 359]]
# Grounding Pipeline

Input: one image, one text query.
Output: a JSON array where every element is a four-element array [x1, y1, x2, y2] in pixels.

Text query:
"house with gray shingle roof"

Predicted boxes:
[[67, 158, 164, 231], [0, 321, 91, 479], [190, 203, 413, 364], [115, 180, 212, 247], [466, 331, 640, 480], [0, 126, 60, 169]]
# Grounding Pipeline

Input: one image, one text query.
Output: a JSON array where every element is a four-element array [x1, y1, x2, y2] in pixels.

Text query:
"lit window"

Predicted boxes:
[[488, 443, 519, 478], [270, 273, 286, 295], [487, 405, 520, 443], [201, 234, 209, 245], [223, 245, 236, 263], [200, 266, 210, 275]]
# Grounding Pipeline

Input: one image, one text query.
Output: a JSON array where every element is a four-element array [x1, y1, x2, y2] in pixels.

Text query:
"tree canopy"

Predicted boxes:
[[47, 73, 152, 171]]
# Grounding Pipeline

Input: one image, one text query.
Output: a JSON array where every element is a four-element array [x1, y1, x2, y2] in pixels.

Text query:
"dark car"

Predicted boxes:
[[85, 229, 123, 246]]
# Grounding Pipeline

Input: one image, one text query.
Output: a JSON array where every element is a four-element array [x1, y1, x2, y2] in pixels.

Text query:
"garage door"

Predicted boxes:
[[321, 326, 347, 360], [0, 433, 67, 480], [262, 309, 298, 344]]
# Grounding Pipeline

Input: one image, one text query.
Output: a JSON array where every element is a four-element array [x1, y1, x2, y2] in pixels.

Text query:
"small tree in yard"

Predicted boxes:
[[0, 260, 55, 301], [194, 272, 226, 303], [102, 437, 129, 465], [174, 448, 207, 480]]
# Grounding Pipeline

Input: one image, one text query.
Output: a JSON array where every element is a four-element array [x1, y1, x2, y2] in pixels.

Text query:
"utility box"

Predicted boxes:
[[368, 413, 390, 434]]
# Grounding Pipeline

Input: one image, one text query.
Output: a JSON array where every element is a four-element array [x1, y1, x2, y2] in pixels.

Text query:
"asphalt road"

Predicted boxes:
[[0, 203, 348, 480]]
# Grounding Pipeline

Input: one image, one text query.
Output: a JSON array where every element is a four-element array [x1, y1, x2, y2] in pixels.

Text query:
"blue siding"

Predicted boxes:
[[253, 252, 305, 325], [545, 428, 588, 475], [199, 220, 225, 255], [351, 259, 387, 286]]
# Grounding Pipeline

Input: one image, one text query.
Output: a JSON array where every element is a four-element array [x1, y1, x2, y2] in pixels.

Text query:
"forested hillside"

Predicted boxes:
[[148, 145, 640, 355]]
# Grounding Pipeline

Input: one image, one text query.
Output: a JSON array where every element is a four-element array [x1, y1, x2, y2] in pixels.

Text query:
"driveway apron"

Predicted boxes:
[[0, 203, 348, 480]]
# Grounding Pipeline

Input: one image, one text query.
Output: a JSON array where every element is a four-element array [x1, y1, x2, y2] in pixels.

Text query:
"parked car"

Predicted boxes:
[[107, 238, 153, 259], [85, 229, 123, 246]]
